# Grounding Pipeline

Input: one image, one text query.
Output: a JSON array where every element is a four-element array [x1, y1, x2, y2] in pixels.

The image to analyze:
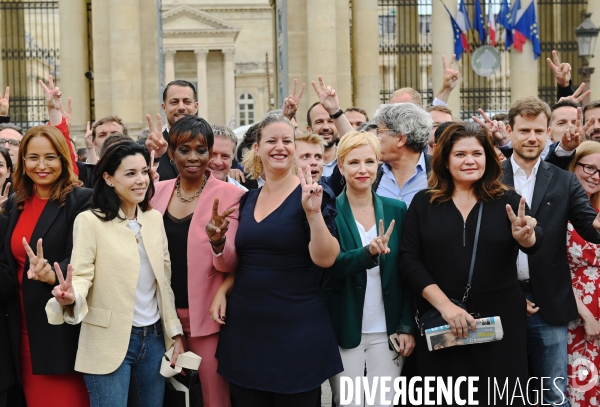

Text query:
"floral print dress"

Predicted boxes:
[[567, 221, 600, 407]]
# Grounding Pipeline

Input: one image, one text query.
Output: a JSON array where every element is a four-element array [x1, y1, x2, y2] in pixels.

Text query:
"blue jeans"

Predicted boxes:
[[525, 292, 569, 406], [84, 321, 166, 407]]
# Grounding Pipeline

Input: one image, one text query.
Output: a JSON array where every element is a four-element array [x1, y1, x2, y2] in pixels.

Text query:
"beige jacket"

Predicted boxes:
[[46, 208, 183, 375]]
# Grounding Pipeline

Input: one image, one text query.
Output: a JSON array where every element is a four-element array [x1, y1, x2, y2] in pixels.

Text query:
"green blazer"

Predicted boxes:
[[323, 190, 414, 349]]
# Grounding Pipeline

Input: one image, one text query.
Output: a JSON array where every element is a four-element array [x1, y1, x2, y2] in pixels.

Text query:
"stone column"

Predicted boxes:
[[431, 0, 460, 117], [164, 50, 176, 85], [306, 0, 337, 93], [59, 0, 89, 136], [108, 0, 143, 132], [335, 0, 352, 109], [194, 49, 209, 119], [588, 3, 600, 100], [92, 0, 111, 118], [351, 0, 381, 117], [510, 0, 539, 104], [223, 48, 236, 128]]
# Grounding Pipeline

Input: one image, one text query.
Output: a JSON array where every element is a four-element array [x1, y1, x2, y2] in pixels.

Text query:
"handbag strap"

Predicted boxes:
[[462, 202, 483, 302]]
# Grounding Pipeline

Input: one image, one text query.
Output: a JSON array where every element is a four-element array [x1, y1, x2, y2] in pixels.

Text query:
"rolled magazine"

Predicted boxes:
[[425, 316, 503, 351]]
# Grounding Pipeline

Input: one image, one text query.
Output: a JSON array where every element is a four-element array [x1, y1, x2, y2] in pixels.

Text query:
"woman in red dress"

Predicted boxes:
[[0, 125, 91, 406], [566, 140, 600, 406]]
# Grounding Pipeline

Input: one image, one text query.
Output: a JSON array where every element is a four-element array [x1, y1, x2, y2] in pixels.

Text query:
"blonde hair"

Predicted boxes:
[[242, 115, 294, 180], [336, 131, 381, 165], [295, 133, 327, 151], [568, 140, 600, 209], [391, 87, 422, 105]]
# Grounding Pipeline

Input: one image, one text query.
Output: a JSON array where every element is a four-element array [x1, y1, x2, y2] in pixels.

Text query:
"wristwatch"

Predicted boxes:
[[329, 109, 343, 119]]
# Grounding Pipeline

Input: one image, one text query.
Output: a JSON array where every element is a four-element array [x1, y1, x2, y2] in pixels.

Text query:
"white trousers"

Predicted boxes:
[[329, 332, 404, 407]]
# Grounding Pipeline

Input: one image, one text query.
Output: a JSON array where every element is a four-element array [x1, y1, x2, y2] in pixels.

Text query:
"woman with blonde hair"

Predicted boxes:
[[211, 114, 342, 407], [565, 140, 600, 406], [0, 125, 91, 406], [324, 131, 414, 407]]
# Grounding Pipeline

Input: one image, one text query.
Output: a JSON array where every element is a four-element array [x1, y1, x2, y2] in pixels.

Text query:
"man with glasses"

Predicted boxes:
[[371, 103, 433, 207], [0, 123, 23, 165]]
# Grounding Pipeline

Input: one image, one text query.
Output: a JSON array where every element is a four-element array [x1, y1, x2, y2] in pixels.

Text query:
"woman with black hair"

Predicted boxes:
[[45, 140, 184, 407]]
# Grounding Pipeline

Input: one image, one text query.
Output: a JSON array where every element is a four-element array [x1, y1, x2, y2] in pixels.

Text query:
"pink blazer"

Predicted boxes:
[[152, 172, 245, 337]]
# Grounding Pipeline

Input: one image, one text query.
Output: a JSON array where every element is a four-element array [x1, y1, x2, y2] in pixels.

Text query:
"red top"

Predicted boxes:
[[51, 117, 78, 176], [10, 195, 49, 334]]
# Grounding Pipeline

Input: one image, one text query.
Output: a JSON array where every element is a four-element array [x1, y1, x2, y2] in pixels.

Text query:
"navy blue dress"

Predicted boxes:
[[216, 185, 343, 394]]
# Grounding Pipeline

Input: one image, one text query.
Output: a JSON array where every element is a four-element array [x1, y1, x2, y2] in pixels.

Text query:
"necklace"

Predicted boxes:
[[176, 175, 208, 202]]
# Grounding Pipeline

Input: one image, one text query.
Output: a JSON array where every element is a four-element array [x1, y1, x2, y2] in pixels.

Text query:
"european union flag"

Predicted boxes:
[[443, 2, 465, 60], [474, 0, 486, 44], [512, 1, 541, 59], [497, 0, 514, 49]]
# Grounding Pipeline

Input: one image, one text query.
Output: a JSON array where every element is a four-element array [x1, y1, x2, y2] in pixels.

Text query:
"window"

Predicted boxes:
[[238, 93, 255, 126]]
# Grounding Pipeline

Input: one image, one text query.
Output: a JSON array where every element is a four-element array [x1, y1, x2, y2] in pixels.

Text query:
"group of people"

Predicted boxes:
[[0, 49, 598, 407]]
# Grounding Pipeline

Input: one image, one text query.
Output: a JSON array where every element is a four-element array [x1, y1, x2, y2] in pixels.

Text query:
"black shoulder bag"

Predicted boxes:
[[417, 202, 483, 335]]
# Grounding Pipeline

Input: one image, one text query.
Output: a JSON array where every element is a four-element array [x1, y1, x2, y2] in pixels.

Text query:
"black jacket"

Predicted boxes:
[[501, 159, 600, 324], [1, 187, 92, 377], [0, 215, 15, 391], [157, 129, 179, 181]]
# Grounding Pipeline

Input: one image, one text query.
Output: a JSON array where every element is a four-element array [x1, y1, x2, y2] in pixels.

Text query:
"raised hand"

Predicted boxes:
[[149, 151, 160, 183], [282, 79, 306, 120], [561, 107, 595, 151], [368, 219, 396, 256], [472, 108, 510, 146], [51, 262, 75, 306], [0, 182, 11, 207], [22, 238, 56, 284], [298, 165, 323, 215], [441, 54, 460, 91], [145, 114, 167, 157], [557, 82, 591, 105], [84, 121, 94, 149], [0, 86, 9, 116], [206, 198, 236, 245], [310, 76, 340, 116], [39, 75, 63, 111], [59, 97, 73, 130], [507, 197, 537, 246], [546, 50, 571, 87]]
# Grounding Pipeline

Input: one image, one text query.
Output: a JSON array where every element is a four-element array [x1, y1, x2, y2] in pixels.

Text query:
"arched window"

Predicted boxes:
[[238, 93, 254, 126]]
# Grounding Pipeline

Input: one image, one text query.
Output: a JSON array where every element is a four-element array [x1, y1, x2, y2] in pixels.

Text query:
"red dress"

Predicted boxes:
[[10, 194, 89, 407], [566, 220, 600, 407]]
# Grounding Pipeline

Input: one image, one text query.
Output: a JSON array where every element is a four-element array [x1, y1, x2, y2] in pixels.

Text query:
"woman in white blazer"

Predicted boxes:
[[46, 140, 184, 407]]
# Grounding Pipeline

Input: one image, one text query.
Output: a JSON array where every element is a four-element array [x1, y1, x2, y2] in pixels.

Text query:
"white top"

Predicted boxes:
[[127, 219, 160, 327], [227, 175, 248, 191], [356, 221, 387, 333], [322, 158, 338, 177], [510, 156, 542, 281]]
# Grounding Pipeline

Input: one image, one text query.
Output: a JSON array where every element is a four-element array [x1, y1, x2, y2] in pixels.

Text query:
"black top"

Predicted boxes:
[[163, 210, 192, 309]]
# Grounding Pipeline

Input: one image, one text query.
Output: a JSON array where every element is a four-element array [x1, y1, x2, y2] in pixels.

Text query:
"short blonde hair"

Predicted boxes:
[[336, 131, 381, 165], [568, 140, 600, 209], [295, 133, 327, 151]]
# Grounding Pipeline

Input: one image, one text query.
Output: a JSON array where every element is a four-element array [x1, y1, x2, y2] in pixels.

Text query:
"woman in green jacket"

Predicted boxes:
[[324, 131, 415, 407]]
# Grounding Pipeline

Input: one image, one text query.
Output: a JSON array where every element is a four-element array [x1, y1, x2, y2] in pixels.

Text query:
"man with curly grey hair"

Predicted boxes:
[[372, 103, 433, 207]]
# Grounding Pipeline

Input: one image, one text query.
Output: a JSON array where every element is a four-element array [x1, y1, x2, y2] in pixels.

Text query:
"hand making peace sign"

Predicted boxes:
[[546, 50, 572, 87], [472, 108, 510, 146], [282, 79, 306, 121], [205, 198, 236, 245], [506, 197, 537, 246], [298, 165, 323, 216], [0, 86, 9, 117], [145, 114, 167, 157], [368, 219, 396, 256], [51, 262, 75, 306], [560, 107, 596, 152], [22, 238, 56, 284]]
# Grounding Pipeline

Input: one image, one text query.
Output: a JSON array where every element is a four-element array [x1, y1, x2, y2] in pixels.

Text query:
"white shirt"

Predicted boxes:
[[227, 176, 248, 191], [322, 158, 338, 178], [127, 219, 160, 327], [510, 156, 542, 281], [356, 221, 387, 333]]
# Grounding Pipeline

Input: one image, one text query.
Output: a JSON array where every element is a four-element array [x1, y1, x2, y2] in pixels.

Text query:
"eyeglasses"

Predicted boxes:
[[24, 154, 60, 165], [375, 128, 395, 137], [0, 139, 21, 147], [577, 162, 600, 176]]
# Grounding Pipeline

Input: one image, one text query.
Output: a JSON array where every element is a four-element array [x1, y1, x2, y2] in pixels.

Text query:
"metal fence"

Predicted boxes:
[[0, 1, 59, 129], [537, 0, 588, 106], [379, 0, 433, 105]]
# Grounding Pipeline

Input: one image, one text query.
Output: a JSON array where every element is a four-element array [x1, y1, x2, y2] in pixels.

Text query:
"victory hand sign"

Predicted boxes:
[[507, 197, 537, 248], [51, 263, 75, 306]]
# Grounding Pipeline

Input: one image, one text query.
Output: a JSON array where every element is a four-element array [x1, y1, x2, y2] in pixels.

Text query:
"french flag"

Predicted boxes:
[[510, 0, 527, 51], [456, 0, 471, 52], [488, 0, 496, 46]]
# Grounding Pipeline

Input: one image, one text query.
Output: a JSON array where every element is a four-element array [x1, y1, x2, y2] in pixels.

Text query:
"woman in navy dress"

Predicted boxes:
[[210, 114, 342, 407]]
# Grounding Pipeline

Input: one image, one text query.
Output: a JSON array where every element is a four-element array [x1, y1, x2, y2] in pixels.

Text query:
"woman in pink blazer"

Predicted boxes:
[[151, 116, 244, 407]]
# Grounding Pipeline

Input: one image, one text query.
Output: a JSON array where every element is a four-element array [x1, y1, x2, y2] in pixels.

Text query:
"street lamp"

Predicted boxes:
[[575, 12, 600, 106]]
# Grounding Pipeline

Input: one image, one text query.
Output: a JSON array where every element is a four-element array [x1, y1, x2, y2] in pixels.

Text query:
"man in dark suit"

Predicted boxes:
[[502, 96, 600, 406], [146, 80, 199, 181]]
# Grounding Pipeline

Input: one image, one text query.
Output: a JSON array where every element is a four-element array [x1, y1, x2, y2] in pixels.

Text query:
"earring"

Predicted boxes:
[[107, 183, 113, 187], [170, 159, 175, 165], [340, 176, 345, 185]]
